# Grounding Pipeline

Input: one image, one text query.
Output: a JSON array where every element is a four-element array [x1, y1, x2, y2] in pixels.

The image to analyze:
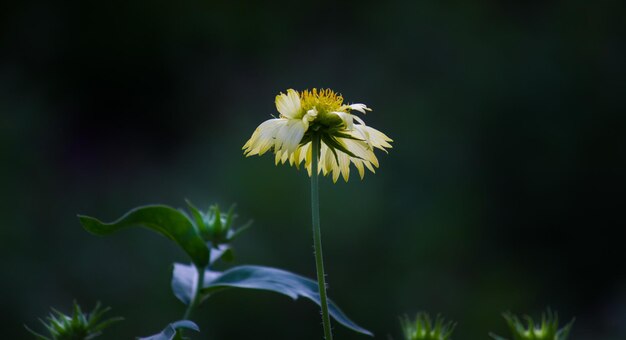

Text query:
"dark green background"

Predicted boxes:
[[1, 1, 624, 339]]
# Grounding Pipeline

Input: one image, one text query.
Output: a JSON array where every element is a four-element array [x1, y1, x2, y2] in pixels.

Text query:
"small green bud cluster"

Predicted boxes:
[[400, 313, 456, 340], [490, 309, 574, 340], [25, 301, 122, 340], [185, 200, 251, 247]]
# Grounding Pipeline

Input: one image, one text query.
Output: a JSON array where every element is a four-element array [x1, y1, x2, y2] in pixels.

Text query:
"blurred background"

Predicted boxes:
[[1, 1, 625, 339]]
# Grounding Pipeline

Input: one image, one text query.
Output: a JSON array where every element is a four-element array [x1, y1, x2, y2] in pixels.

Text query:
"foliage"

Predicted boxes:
[[77, 201, 372, 337], [171, 263, 373, 336], [78, 205, 210, 268]]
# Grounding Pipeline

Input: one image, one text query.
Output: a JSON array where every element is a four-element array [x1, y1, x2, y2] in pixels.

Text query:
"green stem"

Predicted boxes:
[[183, 264, 206, 320], [311, 134, 333, 340], [179, 251, 210, 338]]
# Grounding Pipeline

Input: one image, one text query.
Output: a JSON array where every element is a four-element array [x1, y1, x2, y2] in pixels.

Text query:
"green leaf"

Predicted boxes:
[[184, 200, 207, 236], [171, 263, 373, 336], [137, 320, 199, 340], [78, 205, 209, 268], [24, 325, 50, 340], [171, 264, 221, 306], [224, 222, 251, 246]]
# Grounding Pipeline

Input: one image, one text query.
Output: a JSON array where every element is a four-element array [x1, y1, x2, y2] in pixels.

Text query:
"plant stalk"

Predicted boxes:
[[183, 257, 208, 320], [311, 134, 333, 340]]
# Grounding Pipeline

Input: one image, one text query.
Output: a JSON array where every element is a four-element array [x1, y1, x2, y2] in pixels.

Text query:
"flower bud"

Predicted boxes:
[[400, 312, 455, 340], [25, 301, 122, 340], [490, 309, 574, 340], [186, 201, 251, 247]]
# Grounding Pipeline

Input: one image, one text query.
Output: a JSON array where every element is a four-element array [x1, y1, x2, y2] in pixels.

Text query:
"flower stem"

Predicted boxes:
[[311, 134, 333, 340]]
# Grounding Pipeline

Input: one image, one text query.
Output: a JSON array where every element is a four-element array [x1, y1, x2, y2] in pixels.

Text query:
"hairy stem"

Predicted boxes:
[[311, 134, 333, 340]]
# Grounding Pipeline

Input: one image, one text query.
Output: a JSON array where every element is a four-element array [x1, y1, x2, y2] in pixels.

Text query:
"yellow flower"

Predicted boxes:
[[243, 88, 392, 182]]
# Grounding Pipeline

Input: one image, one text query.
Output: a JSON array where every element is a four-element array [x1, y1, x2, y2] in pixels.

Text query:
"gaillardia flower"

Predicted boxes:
[[243, 88, 392, 182]]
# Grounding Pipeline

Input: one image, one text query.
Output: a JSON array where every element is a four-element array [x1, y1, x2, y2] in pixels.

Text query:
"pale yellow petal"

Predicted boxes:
[[341, 138, 379, 167], [352, 159, 365, 179], [321, 144, 335, 175], [348, 103, 371, 113], [290, 146, 301, 166], [280, 150, 290, 163], [299, 142, 310, 165], [337, 152, 350, 182], [352, 114, 367, 126], [275, 89, 301, 119], [243, 119, 285, 156], [274, 150, 282, 165], [305, 143, 313, 176], [350, 122, 371, 145], [273, 119, 306, 153], [332, 166, 340, 183], [281, 120, 307, 153], [364, 125, 393, 151], [325, 151, 340, 182]]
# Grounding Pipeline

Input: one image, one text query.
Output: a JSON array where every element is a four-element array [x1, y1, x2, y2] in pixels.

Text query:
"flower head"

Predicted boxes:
[[243, 88, 392, 182]]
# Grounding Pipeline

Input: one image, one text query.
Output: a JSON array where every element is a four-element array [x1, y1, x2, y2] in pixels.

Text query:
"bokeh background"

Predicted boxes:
[[2, 1, 625, 339]]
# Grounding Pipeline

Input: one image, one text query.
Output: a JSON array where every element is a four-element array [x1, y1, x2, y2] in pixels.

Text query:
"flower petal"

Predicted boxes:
[[243, 119, 286, 156], [274, 119, 307, 153], [337, 152, 351, 182], [348, 103, 371, 114], [349, 123, 392, 152], [340, 138, 379, 167], [363, 125, 393, 151], [275, 89, 301, 119], [352, 159, 366, 179], [320, 144, 335, 175]]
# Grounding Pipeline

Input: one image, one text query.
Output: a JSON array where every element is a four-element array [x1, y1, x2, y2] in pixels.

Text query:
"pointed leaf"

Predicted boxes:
[[185, 200, 207, 236], [226, 220, 252, 243], [78, 205, 209, 268], [171, 263, 372, 336], [137, 320, 199, 340], [557, 318, 575, 340], [24, 325, 51, 340]]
